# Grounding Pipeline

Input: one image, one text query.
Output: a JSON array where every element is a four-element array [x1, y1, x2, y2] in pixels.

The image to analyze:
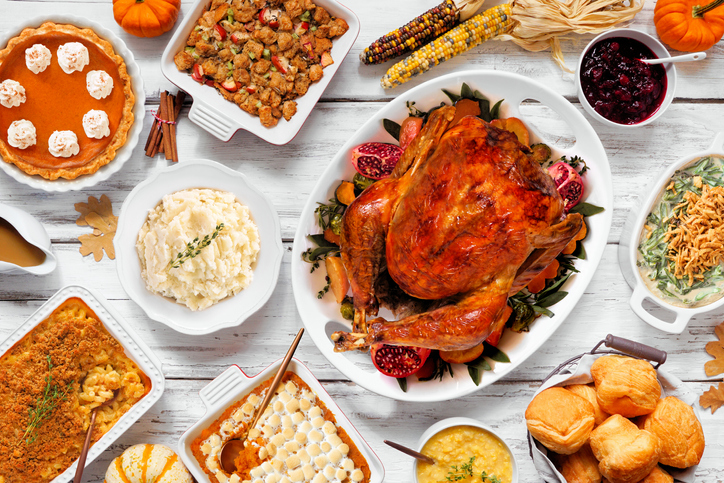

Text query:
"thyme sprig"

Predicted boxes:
[[440, 457, 502, 483], [169, 223, 224, 269], [23, 355, 73, 445]]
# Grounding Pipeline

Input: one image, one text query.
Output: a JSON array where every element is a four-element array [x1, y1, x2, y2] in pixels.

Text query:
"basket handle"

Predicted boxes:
[[594, 334, 667, 368]]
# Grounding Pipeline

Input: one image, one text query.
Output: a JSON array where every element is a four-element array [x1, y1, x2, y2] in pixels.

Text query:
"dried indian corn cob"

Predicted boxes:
[[381, 3, 513, 89], [360, 0, 459, 65]]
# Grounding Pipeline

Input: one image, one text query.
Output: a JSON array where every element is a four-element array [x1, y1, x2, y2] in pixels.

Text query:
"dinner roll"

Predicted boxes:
[[591, 356, 661, 417], [104, 444, 193, 483], [526, 387, 596, 455], [589, 415, 661, 483], [567, 384, 610, 426], [550, 444, 602, 483], [638, 466, 674, 483], [641, 396, 705, 468]]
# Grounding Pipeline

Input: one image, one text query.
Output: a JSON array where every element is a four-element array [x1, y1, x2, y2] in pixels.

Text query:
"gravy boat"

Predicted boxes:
[[0, 204, 57, 275]]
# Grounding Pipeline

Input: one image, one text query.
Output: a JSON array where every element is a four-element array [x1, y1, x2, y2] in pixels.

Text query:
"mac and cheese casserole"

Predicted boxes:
[[0, 298, 150, 483]]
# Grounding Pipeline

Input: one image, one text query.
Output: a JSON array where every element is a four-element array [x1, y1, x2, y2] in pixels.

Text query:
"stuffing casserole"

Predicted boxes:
[[174, 0, 349, 127], [0, 298, 150, 483]]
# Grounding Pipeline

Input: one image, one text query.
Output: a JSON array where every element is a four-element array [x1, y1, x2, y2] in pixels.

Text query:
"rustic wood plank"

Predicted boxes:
[[67, 378, 724, 483], [2, 243, 724, 383], [2, 0, 724, 101]]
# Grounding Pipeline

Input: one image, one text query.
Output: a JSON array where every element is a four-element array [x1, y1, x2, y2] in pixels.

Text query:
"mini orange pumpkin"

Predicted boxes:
[[654, 0, 724, 52], [113, 0, 181, 38]]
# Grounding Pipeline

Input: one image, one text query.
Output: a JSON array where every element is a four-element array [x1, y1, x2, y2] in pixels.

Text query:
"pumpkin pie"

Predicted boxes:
[[0, 22, 134, 180]]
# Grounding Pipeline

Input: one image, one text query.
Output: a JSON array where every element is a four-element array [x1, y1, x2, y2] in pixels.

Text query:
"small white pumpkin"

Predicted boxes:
[[104, 444, 193, 483]]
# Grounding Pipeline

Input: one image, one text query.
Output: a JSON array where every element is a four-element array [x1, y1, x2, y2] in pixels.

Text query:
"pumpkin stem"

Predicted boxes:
[[693, 0, 724, 17], [135, 0, 144, 3]]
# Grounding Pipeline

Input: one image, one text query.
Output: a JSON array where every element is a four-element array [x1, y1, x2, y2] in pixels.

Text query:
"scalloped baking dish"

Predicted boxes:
[[0, 285, 165, 483], [160, 0, 359, 145], [178, 358, 384, 483], [619, 131, 724, 334]]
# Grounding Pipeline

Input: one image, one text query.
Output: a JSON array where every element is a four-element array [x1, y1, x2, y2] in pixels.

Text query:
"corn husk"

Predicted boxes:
[[497, 0, 644, 72]]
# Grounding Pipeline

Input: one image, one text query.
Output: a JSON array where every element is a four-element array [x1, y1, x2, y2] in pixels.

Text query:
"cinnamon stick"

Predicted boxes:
[[166, 93, 179, 162], [161, 91, 172, 160]]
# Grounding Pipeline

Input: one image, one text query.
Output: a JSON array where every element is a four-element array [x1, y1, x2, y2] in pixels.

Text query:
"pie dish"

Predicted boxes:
[[0, 21, 133, 180]]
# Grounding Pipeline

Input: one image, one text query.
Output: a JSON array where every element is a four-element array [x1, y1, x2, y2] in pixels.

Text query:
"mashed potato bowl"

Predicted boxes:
[[115, 159, 283, 335]]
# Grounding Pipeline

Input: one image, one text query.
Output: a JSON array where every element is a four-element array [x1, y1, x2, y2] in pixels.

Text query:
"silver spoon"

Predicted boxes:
[[384, 440, 435, 465], [639, 52, 706, 65]]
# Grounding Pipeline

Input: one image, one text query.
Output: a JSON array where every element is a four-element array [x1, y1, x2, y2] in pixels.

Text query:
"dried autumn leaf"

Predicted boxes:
[[699, 381, 724, 414], [704, 321, 724, 376], [74, 194, 116, 227]]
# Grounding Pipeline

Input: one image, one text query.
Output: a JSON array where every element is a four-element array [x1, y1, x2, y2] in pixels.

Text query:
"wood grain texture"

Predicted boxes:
[[1, 0, 724, 480]]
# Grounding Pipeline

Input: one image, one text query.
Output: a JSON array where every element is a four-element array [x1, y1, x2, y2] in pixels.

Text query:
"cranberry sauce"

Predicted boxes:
[[580, 37, 667, 125]]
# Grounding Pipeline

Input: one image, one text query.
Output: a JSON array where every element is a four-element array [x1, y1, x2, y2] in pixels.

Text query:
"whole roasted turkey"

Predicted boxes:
[[331, 106, 583, 352]]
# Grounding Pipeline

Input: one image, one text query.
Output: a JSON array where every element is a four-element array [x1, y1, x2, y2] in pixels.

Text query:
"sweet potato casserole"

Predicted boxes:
[[192, 372, 370, 483], [0, 298, 150, 483], [174, 0, 349, 127]]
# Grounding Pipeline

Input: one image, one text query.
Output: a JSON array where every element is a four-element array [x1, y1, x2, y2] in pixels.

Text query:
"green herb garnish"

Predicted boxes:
[[169, 223, 224, 269], [481, 471, 502, 483], [23, 355, 73, 445], [443, 457, 476, 481]]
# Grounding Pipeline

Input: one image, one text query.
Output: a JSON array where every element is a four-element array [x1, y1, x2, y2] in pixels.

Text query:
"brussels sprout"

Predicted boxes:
[[340, 296, 354, 320], [353, 173, 375, 192]]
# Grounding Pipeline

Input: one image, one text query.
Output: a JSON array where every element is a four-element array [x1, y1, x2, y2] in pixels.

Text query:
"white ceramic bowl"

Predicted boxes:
[[576, 28, 676, 129], [413, 417, 519, 483], [178, 358, 385, 483], [291, 69, 613, 401], [619, 131, 724, 334], [0, 14, 145, 191], [160, 0, 360, 145], [114, 159, 283, 335], [0, 285, 165, 483], [0, 203, 57, 275]]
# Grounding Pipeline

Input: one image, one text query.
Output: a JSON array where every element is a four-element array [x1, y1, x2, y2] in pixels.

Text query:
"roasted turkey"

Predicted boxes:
[[331, 106, 583, 352]]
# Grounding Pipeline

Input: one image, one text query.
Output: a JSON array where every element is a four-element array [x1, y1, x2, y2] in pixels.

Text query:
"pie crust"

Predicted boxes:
[[0, 22, 134, 180]]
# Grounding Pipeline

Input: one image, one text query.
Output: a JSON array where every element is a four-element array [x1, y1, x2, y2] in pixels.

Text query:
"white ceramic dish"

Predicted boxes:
[[413, 417, 519, 483], [0, 14, 145, 192], [291, 69, 613, 402], [160, 0, 359, 145], [576, 28, 676, 129], [619, 131, 724, 334], [178, 358, 385, 483], [0, 203, 56, 275], [0, 285, 165, 483], [115, 159, 283, 335]]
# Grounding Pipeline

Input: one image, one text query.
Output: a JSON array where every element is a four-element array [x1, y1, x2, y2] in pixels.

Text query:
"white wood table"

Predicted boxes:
[[1, 0, 723, 481]]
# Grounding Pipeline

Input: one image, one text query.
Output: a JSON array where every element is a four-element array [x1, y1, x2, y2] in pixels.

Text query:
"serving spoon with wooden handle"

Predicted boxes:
[[73, 388, 119, 483], [219, 328, 305, 473]]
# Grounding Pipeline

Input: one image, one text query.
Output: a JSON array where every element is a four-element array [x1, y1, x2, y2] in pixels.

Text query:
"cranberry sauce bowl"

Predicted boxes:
[[576, 29, 676, 128]]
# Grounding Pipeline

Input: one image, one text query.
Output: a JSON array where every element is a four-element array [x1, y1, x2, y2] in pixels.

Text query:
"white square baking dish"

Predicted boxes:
[[0, 284, 165, 483], [160, 0, 360, 145], [178, 358, 384, 483]]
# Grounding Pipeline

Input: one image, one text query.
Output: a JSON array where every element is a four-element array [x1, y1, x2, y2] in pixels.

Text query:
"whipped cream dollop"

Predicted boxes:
[[0, 80, 26, 108], [57, 42, 89, 74], [83, 110, 111, 139], [86, 70, 113, 99], [48, 130, 80, 157], [25, 44, 52, 74], [7, 120, 37, 149]]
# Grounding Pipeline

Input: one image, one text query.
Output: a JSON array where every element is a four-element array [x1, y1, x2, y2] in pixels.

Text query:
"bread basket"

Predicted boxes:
[[527, 334, 700, 483], [618, 131, 724, 334]]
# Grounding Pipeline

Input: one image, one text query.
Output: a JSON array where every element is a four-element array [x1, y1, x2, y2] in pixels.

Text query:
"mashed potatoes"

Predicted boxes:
[[136, 189, 260, 311]]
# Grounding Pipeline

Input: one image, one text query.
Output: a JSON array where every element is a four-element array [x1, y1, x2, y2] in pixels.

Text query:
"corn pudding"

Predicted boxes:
[[0, 298, 150, 483], [192, 372, 370, 483], [416, 426, 513, 483]]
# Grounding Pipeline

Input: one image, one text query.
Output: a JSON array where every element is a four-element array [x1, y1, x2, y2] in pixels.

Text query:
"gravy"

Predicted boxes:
[[0, 217, 46, 267]]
